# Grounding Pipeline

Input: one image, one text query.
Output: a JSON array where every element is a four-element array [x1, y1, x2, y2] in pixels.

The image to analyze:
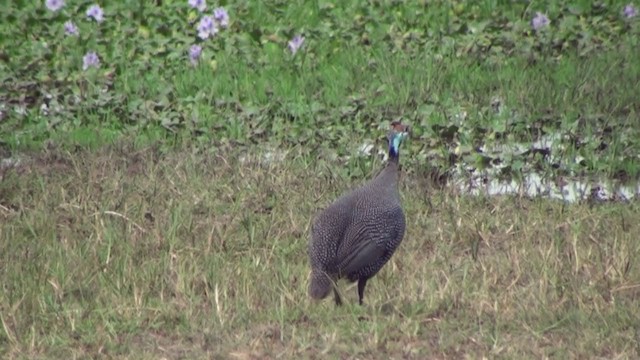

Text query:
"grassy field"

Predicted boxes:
[[1, 145, 639, 358], [1, 0, 640, 358]]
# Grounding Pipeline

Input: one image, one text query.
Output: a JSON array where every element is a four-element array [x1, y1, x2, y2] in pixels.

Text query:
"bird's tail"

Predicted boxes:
[[309, 270, 332, 300]]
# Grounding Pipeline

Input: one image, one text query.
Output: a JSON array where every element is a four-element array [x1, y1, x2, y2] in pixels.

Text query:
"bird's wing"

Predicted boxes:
[[337, 239, 386, 277], [336, 204, 404, 274]]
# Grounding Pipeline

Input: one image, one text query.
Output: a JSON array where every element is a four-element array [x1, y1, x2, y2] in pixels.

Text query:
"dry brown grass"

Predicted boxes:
[[1, 142, 639, 359]]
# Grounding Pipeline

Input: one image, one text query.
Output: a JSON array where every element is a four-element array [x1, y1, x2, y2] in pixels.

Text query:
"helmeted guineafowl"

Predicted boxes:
[[308, 121, 409, 306]]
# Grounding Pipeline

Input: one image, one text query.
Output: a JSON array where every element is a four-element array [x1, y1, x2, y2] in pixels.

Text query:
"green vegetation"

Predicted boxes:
[[1, 0, 639, 358], [2, 0, 639, 179]]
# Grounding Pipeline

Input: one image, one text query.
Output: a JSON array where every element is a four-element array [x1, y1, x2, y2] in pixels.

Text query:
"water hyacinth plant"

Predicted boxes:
[[63, 21, 78, 36], [531, 12, 550, 30], [45, 0, 65, 12], [188, 0, 206, 12], [189, 44, 202, 65], [86, 4, 104, 23], [195, 6, 229, 39], [197, 15, 217, 39], [288, 34, 305, 54], [623, 3, 637, 18], [82, 51, 100, 70], [213, 7, 229, 28]]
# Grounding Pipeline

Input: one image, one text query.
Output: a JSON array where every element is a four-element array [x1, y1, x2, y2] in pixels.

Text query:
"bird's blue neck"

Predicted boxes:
[[388, 136, 401, 162]]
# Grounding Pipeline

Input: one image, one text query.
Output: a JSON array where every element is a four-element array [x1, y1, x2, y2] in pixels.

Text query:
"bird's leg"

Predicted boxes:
[[333, 288, 343, 306], [357, 278, 368, 305]]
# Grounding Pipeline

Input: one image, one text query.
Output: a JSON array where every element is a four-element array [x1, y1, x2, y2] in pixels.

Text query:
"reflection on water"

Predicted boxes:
[[459, 132, 639, 203], [452, 168, 639, 203]]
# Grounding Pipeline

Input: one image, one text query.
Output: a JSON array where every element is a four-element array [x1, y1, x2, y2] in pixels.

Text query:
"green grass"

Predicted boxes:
[[1, 0, 639, 179], [1, 144, 639, 358], [1, 0, 640, 358]]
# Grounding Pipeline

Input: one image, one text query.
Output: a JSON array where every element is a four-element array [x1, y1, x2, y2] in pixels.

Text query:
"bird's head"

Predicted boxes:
[[387, 120, 410, 158]]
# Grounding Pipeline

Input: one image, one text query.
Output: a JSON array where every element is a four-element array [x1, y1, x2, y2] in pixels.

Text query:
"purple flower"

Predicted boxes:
[[189, 44, 202, 65], [64, 21, 79, 36], [623, 4, 637, 18], [531, 12, 550, 31], [197, 15, 218, 39], [45, 0, 65, 12], [82, 51, 100, 70], [288, 34, 305, 55], [188, 0, 206, 12], [86, 4, 104, 23], [213, 7, 229, 28]]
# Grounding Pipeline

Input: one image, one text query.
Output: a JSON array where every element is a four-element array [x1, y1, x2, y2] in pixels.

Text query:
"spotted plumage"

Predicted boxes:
[[308, 121, 409, 305]]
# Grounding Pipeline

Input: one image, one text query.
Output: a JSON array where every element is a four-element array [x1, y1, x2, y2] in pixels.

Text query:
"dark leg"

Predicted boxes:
[[333, 288, 343, 306], [357, 278, 368, 305]]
